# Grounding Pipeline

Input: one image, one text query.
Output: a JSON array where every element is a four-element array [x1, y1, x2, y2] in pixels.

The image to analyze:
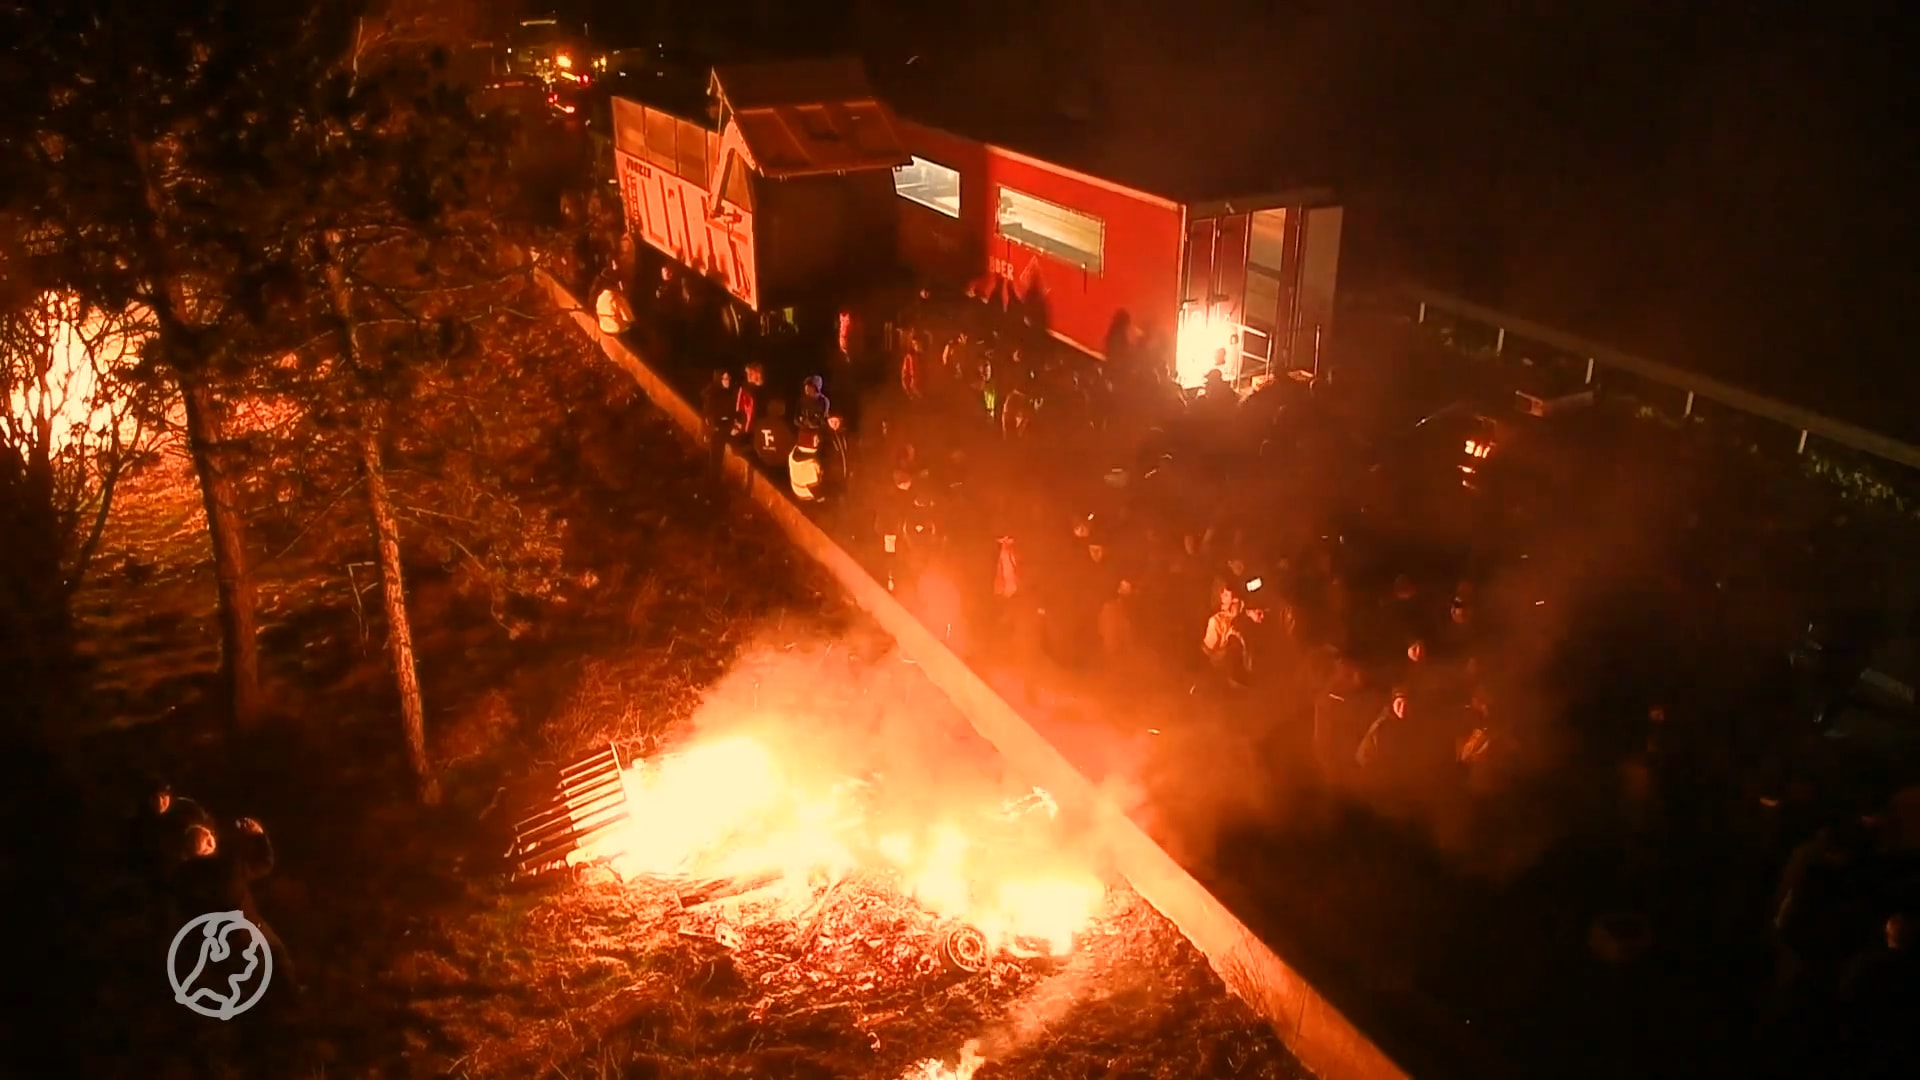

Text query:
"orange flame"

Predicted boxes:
[[572, 735, 1105, 955], [6, 293, 147, 455], [902, 1042, 986, 1080], [1175, 307, 1236, 390]]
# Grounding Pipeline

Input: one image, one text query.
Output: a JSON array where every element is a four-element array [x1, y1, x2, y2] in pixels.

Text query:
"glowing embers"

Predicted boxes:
[[1459, 437, 1496, 489], [901, 1042, 987, 1080]]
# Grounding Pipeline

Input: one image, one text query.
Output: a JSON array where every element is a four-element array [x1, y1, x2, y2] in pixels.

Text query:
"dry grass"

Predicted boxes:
[[72, 446, 222, 729], [376, 873, 1300, 1080]]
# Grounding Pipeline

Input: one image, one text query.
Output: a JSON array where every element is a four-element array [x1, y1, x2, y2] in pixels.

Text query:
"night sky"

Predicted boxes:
[[565, 0, 1919, 437]]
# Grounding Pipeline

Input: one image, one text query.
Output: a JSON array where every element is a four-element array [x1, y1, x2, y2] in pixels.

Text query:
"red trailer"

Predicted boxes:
[[893, 118, 1184, 370], [891, 118, 1343, 389], [609, 59, 909, 313]]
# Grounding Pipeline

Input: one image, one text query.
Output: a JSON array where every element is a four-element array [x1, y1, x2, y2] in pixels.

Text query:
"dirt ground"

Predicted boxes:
[[379, 872, 1299, 1080], [17, 289, 1301, 1079]]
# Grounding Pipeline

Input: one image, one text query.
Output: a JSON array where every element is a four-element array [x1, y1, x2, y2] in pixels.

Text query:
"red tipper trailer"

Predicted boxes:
[[610, 59, 910, 313], [889, 106, 1342, 389]]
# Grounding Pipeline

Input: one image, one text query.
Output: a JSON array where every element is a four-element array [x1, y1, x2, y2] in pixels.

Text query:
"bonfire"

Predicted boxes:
[[518, 734, 1109, 969]]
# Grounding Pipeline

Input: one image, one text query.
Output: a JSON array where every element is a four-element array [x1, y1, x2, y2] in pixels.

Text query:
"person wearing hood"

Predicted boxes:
[[700, 368, 736, 476], [1196, 369, 1238, 440], [795, 374, 831, 432]]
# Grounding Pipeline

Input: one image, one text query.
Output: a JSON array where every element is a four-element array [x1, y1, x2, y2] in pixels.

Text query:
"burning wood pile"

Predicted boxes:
[[471, 731, 1305, 1078], [511, 735, 1110, 969]]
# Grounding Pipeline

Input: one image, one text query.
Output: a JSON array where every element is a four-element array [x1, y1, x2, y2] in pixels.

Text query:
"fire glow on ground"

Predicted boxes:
[[495, 645, 1307, 1079]]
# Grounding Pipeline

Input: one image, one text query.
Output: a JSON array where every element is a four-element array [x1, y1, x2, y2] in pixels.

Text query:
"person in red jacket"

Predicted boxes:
[[734, 362, 767, 437], [899, 336, 924, 402]]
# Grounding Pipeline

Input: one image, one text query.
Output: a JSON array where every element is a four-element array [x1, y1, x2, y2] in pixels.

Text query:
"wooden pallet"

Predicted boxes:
[[507, 743, 631, 879]]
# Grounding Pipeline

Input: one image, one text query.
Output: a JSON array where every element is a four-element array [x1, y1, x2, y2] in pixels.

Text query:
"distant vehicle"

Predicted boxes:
[[546, 73, 601, 126], [505, 16, 589, 84], [1791, 611, 1886, 696], [1800, 638, 1920, 796], [473, 76, 549, 119], [596, 43, 707, 85]]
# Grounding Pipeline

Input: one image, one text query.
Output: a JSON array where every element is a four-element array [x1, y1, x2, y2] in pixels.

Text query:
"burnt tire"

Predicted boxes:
[[939, 924, 990, 974]]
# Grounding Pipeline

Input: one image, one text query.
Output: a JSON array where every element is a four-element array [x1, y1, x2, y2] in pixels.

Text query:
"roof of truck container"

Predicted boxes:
[[709, 58, 910, 178], [873, 61, 1335, 210]]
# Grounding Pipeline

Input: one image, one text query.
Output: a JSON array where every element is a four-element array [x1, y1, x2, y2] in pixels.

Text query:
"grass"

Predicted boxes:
[[12, 285, 1302, 1080]]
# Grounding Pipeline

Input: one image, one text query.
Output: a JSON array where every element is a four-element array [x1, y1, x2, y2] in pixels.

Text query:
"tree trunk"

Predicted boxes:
[[178, 376, 264, 729], [323, 233, 437, 804], [360, 420, 438, 804], [0, 450, 78, 742]]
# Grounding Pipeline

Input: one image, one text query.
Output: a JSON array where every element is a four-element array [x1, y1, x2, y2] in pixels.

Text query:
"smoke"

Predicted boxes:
[[680, 635, 988, 810], [975, 962, 1098, 1057], [673, 634, 1112, 883], [896, 958, 1109, 1078], [915, 363, 1714, 889]]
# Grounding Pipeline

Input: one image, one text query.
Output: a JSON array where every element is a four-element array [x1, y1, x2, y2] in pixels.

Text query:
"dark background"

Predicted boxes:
[[534, 0, 1919, 438]]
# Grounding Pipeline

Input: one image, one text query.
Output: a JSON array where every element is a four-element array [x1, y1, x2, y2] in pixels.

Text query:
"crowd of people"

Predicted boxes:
[[587, 245, 1919, 1074]]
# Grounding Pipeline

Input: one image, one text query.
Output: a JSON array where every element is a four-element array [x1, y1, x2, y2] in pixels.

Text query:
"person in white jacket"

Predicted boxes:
[[789, 429, 825, 502], [595, 284, 634, 336]]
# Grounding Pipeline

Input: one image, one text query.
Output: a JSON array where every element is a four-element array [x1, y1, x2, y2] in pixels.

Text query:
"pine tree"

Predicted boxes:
[[0, 0, 370, 729], [263, 19, 565, 801]]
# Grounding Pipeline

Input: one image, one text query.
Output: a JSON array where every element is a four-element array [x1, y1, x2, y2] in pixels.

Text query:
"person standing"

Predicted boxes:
[[1837, 912, 1920, 1076], [795, 374, 831, 432], [134, 779, 215, 891], [174, 817, 296, 995], [899, 335, 924, 403], [1355, 688, 1410, 778], [700, 369, 736, 478]]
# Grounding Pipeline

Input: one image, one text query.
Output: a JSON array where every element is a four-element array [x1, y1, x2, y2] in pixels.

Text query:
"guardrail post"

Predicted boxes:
[[1584, 357, 1595, 385], [1494, 327, 1506, 355], [1797, 430, 1809, 455], [1684, 391, 1695, 418], [1417, 301, 1426, 324]]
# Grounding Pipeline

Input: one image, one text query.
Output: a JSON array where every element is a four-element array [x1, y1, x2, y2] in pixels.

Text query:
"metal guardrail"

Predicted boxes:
[[1399, 283, 1920, 473]]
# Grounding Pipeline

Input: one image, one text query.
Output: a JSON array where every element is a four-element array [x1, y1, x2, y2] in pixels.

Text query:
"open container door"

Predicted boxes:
[[1289, 205, 1343, 382]]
